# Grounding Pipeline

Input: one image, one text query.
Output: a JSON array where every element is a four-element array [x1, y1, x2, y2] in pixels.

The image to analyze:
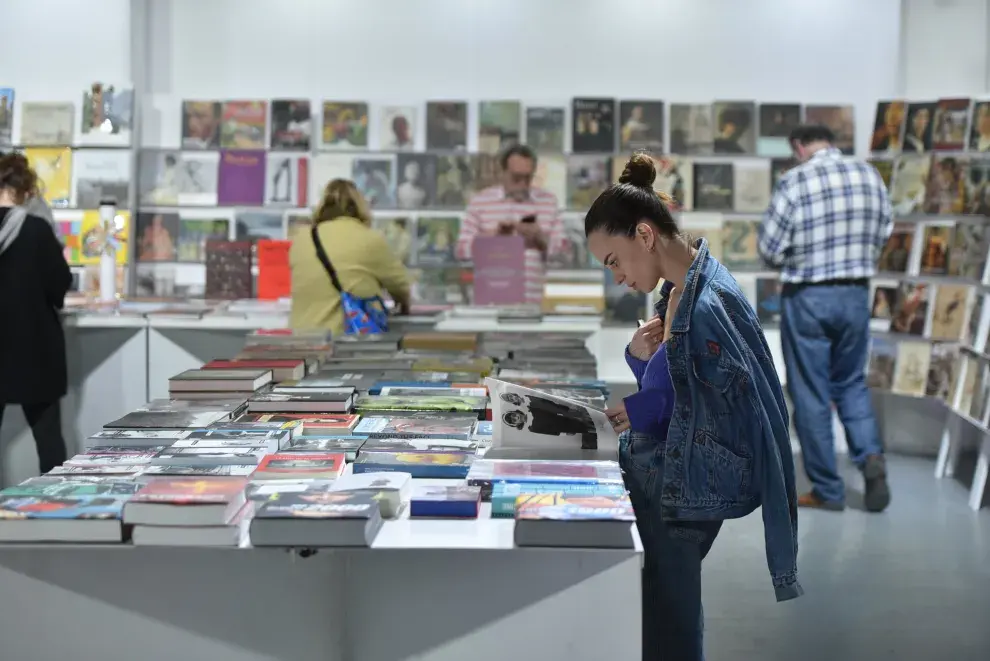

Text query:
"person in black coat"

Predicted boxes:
[[0, 152, 72, 473]]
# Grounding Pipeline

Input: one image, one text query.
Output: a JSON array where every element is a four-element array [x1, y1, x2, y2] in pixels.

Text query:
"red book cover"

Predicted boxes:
[[204, 359, 304, 370], [254, 453, 345, 479], [132, 478, 248, 504], [256, 239, 292, 300]]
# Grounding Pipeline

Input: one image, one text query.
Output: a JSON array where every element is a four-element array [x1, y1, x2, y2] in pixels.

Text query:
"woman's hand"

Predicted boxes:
[[606, 403, 630, 434], [628, 315, 664, 361]]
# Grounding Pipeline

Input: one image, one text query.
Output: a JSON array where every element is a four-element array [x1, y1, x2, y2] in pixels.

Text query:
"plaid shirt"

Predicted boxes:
[[758, 147, 893, 283]]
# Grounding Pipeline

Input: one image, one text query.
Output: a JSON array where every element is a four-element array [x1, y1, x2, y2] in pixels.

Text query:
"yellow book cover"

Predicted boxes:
[[25, 147, 72, 207], [80, 210, 130, 265]]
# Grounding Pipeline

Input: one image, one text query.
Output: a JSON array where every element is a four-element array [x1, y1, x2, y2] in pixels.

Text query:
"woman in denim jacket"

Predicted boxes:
[[586, 154, 802, 661]]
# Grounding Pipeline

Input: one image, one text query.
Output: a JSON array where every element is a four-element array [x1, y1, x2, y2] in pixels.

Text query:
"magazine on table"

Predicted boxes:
[[485, 378, 616, 451]]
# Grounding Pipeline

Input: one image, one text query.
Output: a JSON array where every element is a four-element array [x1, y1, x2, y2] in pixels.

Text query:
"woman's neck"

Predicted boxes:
[[657, 237, 698, 289], [0, 190, 17, 206]]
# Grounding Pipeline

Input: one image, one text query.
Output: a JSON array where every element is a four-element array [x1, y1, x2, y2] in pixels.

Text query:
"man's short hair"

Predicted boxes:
[[499, 144, 537, 169], [789, 124, 836, 146]]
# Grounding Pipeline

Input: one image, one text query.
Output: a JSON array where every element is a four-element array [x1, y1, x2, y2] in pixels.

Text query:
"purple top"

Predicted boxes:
[[623, 342, 675, 438]]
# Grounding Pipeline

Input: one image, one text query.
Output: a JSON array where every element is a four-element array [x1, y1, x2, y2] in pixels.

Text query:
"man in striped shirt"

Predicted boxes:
[[456, 145, 566, 304]]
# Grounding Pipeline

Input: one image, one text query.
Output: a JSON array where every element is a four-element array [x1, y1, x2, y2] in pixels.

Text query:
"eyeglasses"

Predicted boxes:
[[507, 171, 535, 184]]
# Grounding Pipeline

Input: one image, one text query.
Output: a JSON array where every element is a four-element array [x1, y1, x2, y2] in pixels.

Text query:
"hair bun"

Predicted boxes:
[[618, 152, 656, 189]]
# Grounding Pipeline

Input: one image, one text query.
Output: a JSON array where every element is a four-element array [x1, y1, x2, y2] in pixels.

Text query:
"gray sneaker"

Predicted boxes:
[[863, 455, 891, 513]]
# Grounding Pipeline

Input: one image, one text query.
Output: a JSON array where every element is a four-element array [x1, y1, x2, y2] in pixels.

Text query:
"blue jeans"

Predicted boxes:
[[619, 430, 722, 661], [780, 283, 884, 504]]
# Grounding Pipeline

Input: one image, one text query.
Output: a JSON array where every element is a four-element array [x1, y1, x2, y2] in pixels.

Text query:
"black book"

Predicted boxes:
[[571, 98, 616, 153]]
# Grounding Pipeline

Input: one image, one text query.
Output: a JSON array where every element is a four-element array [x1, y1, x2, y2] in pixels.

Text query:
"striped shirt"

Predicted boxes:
[[759, 147, 893, 284], [457, 186, 566, 303]]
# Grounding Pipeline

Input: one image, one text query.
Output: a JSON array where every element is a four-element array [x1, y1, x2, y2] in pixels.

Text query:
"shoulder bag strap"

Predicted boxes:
[[310, 224, 345, 293]]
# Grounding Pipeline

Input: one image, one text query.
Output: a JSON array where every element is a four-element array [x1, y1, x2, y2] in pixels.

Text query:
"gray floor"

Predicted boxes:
[[703, 454, 990, 660]]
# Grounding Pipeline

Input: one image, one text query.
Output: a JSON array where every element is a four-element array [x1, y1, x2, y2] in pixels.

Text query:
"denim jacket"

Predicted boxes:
[[655, 238, 803, 602]]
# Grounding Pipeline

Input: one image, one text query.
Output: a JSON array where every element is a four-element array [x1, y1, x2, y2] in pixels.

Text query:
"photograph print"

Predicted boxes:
[[182, 100, 222, 149], [619, 100, 664, 152], [381, 106, 416, 151], [270, 99, 312, 151], [396, 153, 437, 209], [902, 101, 936, 153], [969, 101, 990, 152], [352, 157, 395, 208], [932, 97, 970, 151], [426, 101, 468, 151], [712, 101, 756, 155], [804, 105, 855, 155], [757, 103, 801, 156], [321, 102, 369, 149], [870, 100, 907, 155], [571, 98, 616, 153], [435, 154, 474, 208]]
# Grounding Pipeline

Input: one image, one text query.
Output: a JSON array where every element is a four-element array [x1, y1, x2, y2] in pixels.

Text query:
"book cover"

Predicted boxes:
[[957, 357, 980, 414], [571, 98, 615, 153], [515, 493, 635, 522], [693, 163, 734, 211], [414, 268, 465, 308], [286, 436, 366, 457], [771, 158, 797, 190], [270, 99, 311, 150], [409, 485, 481, 518], [970, 101, 990, 152], [721, 220, 761, 270], [138, 150, 177, 205], [712, 101, 756, 155], [877, 222, 915, 273], [890, 282, 929, 335], [867, 337, 897, 389], [153, 447, 266, 465], [472, 154, 502, 192], [353, 451, 473, 478], [968, 295, 984, 348], [546, 215, 589, 269], [425, 101, 467, 151], [757, 103, 801, 156], [416, 216, 459, 265], [0, 88, 12, 145], [948, 222, 989, 279], [265, 153, 308, 207], [870, 285, 898, 332], [888, 156, 929, 215], [932, 98, 970, 151], [177, 217, 229, 262], [352, 416, 475, 440], [669, 104, 713, 155], [903, 102, 935, 153], [321, 102, 368, 149], [65, 452, 157, 467], [892, 342, 931, 396], [929, 285, 969, 341], [919, 225, 953, 274], [253, 491, 377, 519], [435, 154, 474, 208], [1, 476, 141, 499], [926, 343, 958, 401], [182, 101, 222, 149], [0, 495, 127, 520], [567, 155, 610, 209], [71, 149, 130, 208], [969, 359, 990, 420], [804, 105, 855, 155], [533, 153, 567, 205], [360, 438, 477, 453], [478, 101, 521, 154], [218, 150, 266, 206], [79, 83, 133, 146], [309, 153, 355, 203], [255, 239, 291, 300], [526, 107, 564, 152], [48, 464, 141, 476], [79, 210, 129, 265], [925, 155, 969, 215], [466, 458, 622, 487], [238, 413, 358, 428], [869, 159, 894, 190], [205, 240, 252, 299], [25, 147, 72, 207], [733, 162, 771, 212], [354, 395, 485, 414], [755, 278, 781, 324], [254, 453, 346, 480], [966, 157, 990, 215], [131, 478, 247, 504], [20, 102, 74, 146], [618, 100, 663, 152], [396, 153, 437, 210], [380, 105, 416, 150], [491, 482, 628, 518], [526, 387, 605, 410], [136, 212, 179, 262], [235, 211, 284, 241], [373, 216, 415, 265], [472, 235, 527, 305], [352, 157, 395, 208], [142, 465, 256, 477], [871, 101, 907, 155]]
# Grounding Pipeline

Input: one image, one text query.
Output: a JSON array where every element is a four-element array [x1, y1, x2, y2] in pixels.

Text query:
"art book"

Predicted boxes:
[[567, 155, 610, 209], [869, 159, 893, 190], [919, 224, 953, 275], [352, 157, 395, 208], [380, 105, 416, 150], [0, 88, 12, 145], [924, 155, 968, 214], [136, 212, 179, 262], [571, 98, 615, 153], [181, 100, 222, 149], [373, 216, 414, 265], [526, 107, 565, 152], [321, 102, 368, 149], [870, 284, 898, 332], [970, 101, 990, 152], [866, 337, 897, 390], [712, 101, 756, 155], [25, 147, 71, 207], [948, 222, 989, 280], [352, 416, 475, 440], [669, 104, 713, 155], [804, 105, 855, 155], [205, 240, 252, 299], [926, 343, 958, 402], [177, 217, 229, 262], [892, 342, 931, 397], [235, 211, 285, 241], [618, 100, 664, 152], [270, 99, 311, 150], [218, 150, 266, 206], [435, 155, 474, 208], [757, 103, 801, 156], [732, 161, 771, 212], [416, 216, 459, 265], [932, 98, 970, 151], [877, 222, 915, 273], [396, 153, 437, 210], [871, 100, 907, 155], [425, 102, 468, 151], [890, 282, 929, 336], [693, 163, 734, 211], [71, 149, 130, 208], [20, 102, 73, 147], [353, 395, 486, 415], [485, 377, 616, 451], [472, 236, 527, 305], [265, 153, 308, 207], [721, 220, 761, 270], [478, 101, 521, 154], [889, 155, 930, 215], [79, 82, 133, 146], [903, 101, 936, 153], [929, 284, 969, 341]]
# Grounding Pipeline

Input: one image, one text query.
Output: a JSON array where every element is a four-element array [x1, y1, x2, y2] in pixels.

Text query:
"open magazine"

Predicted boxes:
[[485, 378, 617, 451]]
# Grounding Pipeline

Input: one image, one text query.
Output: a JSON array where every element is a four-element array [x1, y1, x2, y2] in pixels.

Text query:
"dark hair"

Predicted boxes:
[[499, 143, 537, 169], [788, 124, 835, 146], [584, 153, 679, 238], [718, 107, 751, 134], [0, 152, 40, 204]]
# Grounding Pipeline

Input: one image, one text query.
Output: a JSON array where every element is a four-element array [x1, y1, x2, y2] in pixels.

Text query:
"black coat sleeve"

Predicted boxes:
[[35, 220, 72, 310]]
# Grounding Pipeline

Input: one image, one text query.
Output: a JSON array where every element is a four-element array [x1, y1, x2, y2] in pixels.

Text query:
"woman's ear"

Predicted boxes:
[[635, 222, 656, 252]]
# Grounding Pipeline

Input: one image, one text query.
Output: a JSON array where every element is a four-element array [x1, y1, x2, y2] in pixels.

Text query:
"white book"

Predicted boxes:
[[330, 472, 412, 518], [142, 465, 257, 477], [151, 447, 267, 467], [131, 503, 252, 547], [64, 452, 157, 467]]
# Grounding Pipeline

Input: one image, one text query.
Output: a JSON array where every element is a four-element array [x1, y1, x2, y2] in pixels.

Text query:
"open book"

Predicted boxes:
[[485, 378, 617, 451]]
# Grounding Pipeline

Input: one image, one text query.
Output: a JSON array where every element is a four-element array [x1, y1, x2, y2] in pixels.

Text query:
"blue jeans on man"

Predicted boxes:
[[780, 282, 890, 511]]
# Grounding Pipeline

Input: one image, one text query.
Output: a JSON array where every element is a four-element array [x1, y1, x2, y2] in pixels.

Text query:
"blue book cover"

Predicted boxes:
[[515, 493, 635, 521], [353, 451, 472, 479], [471, 420, 493, 441], [410, 485, 481, 518], [0, 495, 128, 520], [491, 482, 628, 517]]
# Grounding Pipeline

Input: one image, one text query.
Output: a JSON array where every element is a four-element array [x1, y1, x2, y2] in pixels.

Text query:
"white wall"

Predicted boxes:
[[902, 0, 990, 97]]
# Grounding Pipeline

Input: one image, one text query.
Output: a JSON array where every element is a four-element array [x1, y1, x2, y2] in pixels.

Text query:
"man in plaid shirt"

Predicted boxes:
[[759, 124, 893, 514]]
